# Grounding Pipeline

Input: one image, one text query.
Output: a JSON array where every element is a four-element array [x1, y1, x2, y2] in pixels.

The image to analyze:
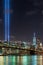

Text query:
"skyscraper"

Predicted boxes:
[[33, 33, 36, 46], [4, 0, 10, 42]]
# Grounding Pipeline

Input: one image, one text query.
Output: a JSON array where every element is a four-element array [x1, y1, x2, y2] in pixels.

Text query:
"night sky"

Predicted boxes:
[[0, 0, 43, 41]]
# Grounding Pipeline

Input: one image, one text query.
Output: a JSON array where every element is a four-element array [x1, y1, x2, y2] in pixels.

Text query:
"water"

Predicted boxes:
[[0, 55, 43, 65]]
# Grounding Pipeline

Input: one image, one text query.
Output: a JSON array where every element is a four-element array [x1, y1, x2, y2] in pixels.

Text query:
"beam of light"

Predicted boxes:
[[4, 0, 10, 42], [8, 0, 10, 42]]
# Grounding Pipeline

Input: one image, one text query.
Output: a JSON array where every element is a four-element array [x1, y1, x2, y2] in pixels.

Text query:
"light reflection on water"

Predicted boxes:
[[32, 55, 37, 65], [0, 55, 43, 65]]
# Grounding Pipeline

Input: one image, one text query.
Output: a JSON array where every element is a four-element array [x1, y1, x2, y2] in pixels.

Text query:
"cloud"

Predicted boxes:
[[10, 35, 15, 39], [26, 10, 39, 15], [0, 19, 2, 24]]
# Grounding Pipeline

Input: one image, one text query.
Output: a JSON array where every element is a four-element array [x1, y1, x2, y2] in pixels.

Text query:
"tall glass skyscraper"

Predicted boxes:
[[4, 0, 10, 42], [33, 33, 36, 46]]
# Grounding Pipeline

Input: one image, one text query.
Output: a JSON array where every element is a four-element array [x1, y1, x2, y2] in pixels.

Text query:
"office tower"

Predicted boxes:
[[33, 33, 36, 46]]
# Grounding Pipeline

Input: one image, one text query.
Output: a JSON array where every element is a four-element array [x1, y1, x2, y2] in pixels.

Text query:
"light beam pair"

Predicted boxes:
[[4, 0, 10, 42]]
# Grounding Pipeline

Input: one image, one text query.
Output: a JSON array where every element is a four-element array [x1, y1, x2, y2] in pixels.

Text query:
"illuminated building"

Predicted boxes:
[[33, 33, 36, 46], [4, 0, 10, 42], [40, 43, 42, 48], [36, 38, 42, 49], [22, 42, 27, 48]]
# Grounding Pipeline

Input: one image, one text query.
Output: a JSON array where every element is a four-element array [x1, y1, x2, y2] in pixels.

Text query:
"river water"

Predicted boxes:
[[0, 55, 43, 65]]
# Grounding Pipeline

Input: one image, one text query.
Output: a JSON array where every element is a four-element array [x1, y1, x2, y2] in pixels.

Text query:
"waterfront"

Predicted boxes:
[[0, 55, 43, 65]]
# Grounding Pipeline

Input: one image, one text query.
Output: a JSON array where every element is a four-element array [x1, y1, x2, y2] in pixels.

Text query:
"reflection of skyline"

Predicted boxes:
[[37, 56, 43, 65], [32, 55, 37, 65], [40, 56, 42, 65], [0, 56, 4, 65], [22, 56, 28, 65], [0, 56, 43, 65]]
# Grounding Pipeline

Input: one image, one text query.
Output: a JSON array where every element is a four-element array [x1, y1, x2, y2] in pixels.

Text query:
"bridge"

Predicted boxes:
[[0, 42, 42, 55], [0, 43, 31, 55]]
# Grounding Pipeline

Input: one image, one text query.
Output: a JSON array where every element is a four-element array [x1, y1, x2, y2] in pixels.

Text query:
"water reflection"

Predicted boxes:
[[0, 55, 43, 65], [39, 56, 42, 65], [0, 56, 4, 65], [37, 55, 43, 65], [32, 55, 37, 65], [22, 56, 28, 65]]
